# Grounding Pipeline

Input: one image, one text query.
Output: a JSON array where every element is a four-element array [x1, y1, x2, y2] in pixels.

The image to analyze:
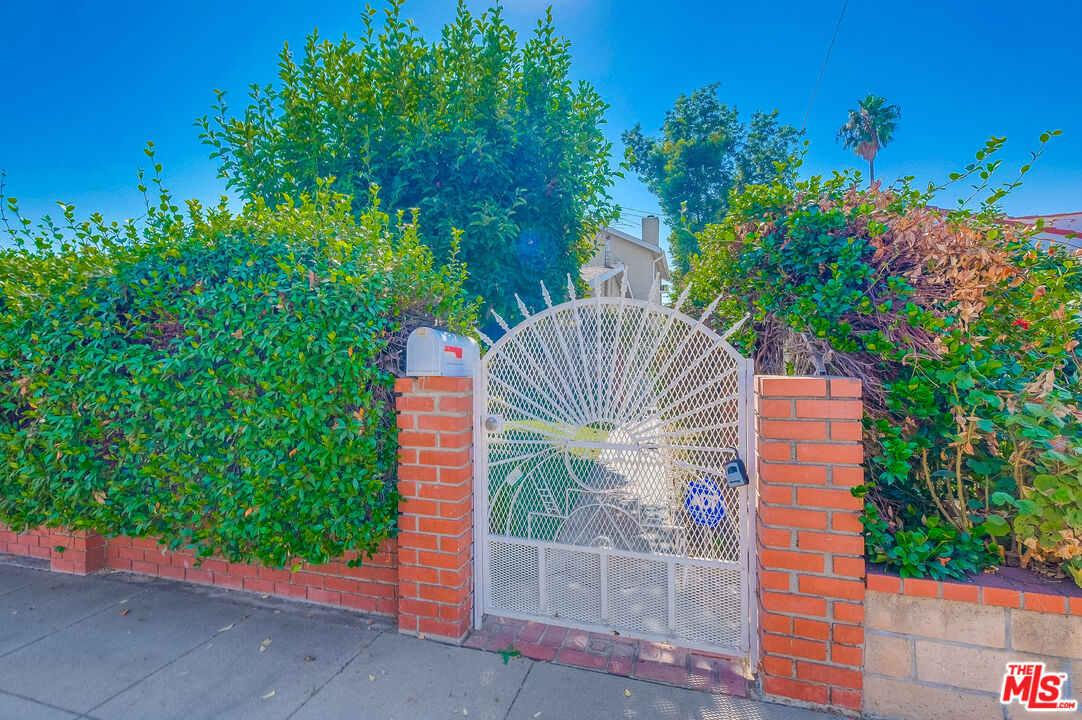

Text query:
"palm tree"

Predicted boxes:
[[836, 95, 901, 184]]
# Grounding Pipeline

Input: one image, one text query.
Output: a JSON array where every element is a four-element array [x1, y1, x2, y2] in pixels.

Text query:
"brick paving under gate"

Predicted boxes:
[[465, 615, 748, 696]]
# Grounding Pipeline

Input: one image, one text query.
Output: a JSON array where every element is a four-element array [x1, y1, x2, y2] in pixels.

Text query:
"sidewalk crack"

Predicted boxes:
[[0, 586, 152, 661], [284, 629, 388, 720], [80, 607, 266, 717], [501, 662, 534, 720]]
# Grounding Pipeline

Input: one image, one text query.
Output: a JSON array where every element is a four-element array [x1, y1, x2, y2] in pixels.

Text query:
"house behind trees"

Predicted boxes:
[[582, 216, 671, 300]]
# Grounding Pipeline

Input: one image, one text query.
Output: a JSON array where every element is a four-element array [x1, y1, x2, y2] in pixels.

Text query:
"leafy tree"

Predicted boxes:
[[622, 83, 802, 272], [199, 0, 618, 322], [836, 94, 901, 184]]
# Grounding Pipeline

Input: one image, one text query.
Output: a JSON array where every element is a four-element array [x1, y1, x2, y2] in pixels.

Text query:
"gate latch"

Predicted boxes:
[[722, 448, 750, 488]]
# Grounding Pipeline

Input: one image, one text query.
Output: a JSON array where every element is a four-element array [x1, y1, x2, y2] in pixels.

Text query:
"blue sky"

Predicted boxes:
[[2, 1, 1079, 252]]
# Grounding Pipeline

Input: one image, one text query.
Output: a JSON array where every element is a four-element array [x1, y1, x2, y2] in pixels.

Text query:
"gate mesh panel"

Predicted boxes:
[[606, 555, 669, 635], [489, 541, 540, 615], [674, 564, 743, 647], [482, 292, 749, 653], [544, 547, 602, 623]]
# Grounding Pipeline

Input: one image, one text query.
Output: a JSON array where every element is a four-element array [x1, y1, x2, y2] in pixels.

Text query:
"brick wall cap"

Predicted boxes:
[[866, 562, 1082, 612]]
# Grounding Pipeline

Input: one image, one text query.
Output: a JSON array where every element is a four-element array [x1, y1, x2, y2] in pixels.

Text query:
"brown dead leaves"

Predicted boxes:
[[1020, 529, 1082, 568], [865, 200, 1024, 330]]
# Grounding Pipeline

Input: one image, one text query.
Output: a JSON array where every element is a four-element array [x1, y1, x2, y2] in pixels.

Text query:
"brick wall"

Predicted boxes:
[[755, 376, 866, 713], [0, 526, 54, 561], [0, 524, 399, 614], [865, 570, 1082, 720], [0, 526, 106, 574], [107, 536, 400, 615]]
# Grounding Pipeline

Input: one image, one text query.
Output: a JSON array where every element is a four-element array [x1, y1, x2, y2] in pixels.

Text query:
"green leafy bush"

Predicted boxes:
[[687, 138, 1082, 584], [199, 0, 618, 322], [0, 162, 475, 567], [863, 504, 994, 580]]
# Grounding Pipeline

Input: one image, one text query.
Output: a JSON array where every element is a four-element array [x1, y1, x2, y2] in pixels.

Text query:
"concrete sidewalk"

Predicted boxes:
[[0, 560, 827, 720]]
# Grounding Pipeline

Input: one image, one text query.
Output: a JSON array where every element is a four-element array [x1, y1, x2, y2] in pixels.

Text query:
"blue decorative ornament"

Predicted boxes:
[[684, 478, 726, 528]]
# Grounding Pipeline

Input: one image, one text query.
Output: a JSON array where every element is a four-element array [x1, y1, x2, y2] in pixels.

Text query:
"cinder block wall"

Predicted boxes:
[[865, 573, 1082, 720]]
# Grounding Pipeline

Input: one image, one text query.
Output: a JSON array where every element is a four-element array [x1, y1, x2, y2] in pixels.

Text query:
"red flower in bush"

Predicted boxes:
[[1012, 319, 1030, 330]]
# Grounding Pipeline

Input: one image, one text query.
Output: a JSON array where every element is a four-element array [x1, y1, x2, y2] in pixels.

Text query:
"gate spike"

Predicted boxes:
[[514, 294, 531, 320], [699, 294, 722, 326], [565, 274, 578, 301], [477, 330, 495, 347], [721, 313, 751, 342], [672, 282, 693, 314], [540, 281, 553, 309], [491, 309, 511, 333], [620, 271, 629, 299], [646, 275, 660, 304]]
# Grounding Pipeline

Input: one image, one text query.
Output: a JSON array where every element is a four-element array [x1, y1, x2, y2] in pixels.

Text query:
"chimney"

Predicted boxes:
[[642, 215, 660, 246]]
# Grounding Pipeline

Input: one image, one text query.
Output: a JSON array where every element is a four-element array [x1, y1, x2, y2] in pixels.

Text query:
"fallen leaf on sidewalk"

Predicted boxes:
[[261, 594, 269, 599], [624, 690, 631, 697], [533, 713, 542, 718], [305, 656, 316, 662], [218, 624, 234, 633], [120, 609, 129, 617], [379, 669, 387, 675], [369, 675, 376, 682], [261, 690, 275, 699], [260, 639, 272, 652]]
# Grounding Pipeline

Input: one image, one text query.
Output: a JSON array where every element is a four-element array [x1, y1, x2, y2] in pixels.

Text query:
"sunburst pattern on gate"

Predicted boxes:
[[477, 276, 754, 653]]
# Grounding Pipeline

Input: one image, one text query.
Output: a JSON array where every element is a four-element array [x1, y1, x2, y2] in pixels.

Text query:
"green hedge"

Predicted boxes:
[[0, 172, 475, 567]]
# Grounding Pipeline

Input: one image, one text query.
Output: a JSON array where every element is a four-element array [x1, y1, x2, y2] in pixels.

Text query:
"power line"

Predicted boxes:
[[801, 0, 849, 132]]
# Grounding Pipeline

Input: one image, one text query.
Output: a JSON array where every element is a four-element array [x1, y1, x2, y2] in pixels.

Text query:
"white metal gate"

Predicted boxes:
[[474, 279, 755, 657]]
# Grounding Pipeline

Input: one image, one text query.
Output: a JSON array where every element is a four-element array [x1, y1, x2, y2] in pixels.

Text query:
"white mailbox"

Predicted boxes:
[[405, 327, 479, 377]]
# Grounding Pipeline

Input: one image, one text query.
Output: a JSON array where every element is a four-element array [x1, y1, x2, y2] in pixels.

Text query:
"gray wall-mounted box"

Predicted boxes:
[[405, 327, 479, 377]]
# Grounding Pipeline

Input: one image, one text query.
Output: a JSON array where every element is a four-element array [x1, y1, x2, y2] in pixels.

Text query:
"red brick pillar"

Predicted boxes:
[[49, 529, 107, 575], [394, 376, 474, 643], [755, 376, 865, 713]]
